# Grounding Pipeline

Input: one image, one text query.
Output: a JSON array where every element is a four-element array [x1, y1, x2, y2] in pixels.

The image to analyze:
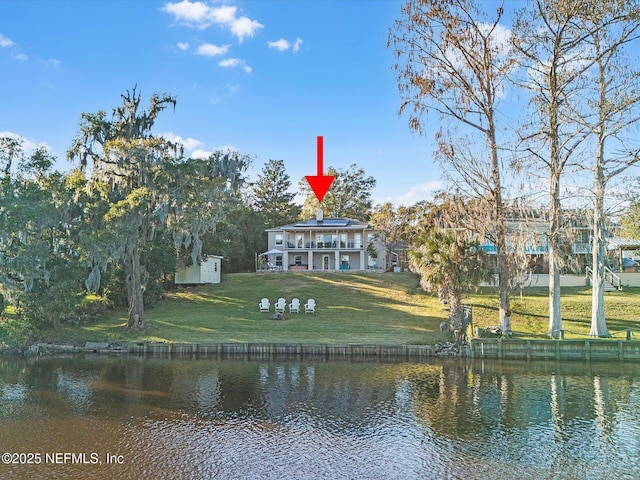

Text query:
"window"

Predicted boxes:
[[275, 234, 283, 246], [355, 233, 362, 248], [294, 255, 303, 266], [275, 255, 283, 267], [296, 234, 303, 249]]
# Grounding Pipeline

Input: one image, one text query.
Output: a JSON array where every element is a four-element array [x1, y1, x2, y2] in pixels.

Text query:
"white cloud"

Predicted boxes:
[[162, 1, 262, 42], [218, 57, 240, 67], [268, 37, 303, 52], [160, 132, 204, 154], [159, 134, 240, 159], [292, 37, 302, 52], [217, 144, 238, 152], [209, 5, 237, 24], [177, 42, 190, 51], [230, 16, 263, 43], [218, 57, 251, 73], [15, 53, 28, 61], [380, 180, 443, 206], [191, 145, 238, 159], [162, 0, 211, 28], [267, 38, 290, 51], [0, 33, 14, 47], [0, 131, 51, 154], [190, 149, 213, 159], [196, 43, 230, 57]]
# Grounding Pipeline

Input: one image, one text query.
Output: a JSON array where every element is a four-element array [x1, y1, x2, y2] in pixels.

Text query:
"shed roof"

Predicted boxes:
[[608, 238, 640, 250]]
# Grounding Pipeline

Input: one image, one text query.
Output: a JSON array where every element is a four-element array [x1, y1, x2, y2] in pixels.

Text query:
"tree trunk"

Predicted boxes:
[[125, 247, 145, 329], [589, 133, 610, 337], [488, 117, 512, 334], [547, 166, 562, 338], [448, 293, 463, 332]]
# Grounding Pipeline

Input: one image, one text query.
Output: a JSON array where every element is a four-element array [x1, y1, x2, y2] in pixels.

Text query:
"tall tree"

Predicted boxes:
[[68, 88, 249, 329], [575, 2, 640, 337], [252, 159, 300, 227], [68, 87, 179, 329], [511, 0, 598, 337], [512, 0, 640, 337], [389, 0, 516, 333], [299, 164, 376, 220], [0, 142, 87, 334], [370, 202, 408, 269]]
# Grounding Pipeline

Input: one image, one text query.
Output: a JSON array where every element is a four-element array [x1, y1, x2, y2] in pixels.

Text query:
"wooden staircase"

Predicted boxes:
[[586, 266, 623, 291]]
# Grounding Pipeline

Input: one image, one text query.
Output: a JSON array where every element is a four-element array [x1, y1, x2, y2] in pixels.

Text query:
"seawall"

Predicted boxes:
[[471, 338, 640, 361], [19, 342, 451, 361]]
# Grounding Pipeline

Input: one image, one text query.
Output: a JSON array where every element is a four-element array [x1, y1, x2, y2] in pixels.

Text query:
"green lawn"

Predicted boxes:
[[467, 286, 640, 339], [45, 272, 640, 345]]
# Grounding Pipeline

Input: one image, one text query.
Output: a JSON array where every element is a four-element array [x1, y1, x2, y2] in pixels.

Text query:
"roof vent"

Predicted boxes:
[[316, 208, 324, 222]]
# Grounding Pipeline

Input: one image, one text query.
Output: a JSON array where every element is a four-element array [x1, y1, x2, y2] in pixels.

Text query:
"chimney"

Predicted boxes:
[[316, 208, 324, 222]]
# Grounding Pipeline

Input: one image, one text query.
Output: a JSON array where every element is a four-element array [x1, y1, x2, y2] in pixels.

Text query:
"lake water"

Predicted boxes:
[[1, 355, 640, 480]]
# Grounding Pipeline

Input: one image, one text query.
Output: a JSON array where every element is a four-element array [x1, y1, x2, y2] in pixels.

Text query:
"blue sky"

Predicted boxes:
[[0, 0, 444, 205]]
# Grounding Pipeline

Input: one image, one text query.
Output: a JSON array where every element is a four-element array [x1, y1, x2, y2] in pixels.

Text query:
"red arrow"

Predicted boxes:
[[305, 136, 335, 203]]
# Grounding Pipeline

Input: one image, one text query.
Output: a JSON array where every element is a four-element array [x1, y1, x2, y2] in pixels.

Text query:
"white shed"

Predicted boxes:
[[174, 255, 223, 284]]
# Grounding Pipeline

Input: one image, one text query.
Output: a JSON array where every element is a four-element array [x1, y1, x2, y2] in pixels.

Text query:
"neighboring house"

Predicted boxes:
[[264, 210, 385, 271], [175, 255, 223, 284], [469, 211, 640, 276], [468, 213, 606, 274]]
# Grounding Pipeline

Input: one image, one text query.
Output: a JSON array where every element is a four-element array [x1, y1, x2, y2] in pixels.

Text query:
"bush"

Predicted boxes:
[[0, 317, 36, 347]]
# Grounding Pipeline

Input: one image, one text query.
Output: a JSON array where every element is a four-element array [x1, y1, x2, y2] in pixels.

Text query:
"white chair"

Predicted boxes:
[[304, 299, 316, 314], [259, 298, 270, 312], [289, 298, 300, 313], [274, 297, 286, 313]]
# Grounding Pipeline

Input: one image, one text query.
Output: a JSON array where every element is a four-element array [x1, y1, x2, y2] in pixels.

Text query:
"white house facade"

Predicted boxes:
[[264, 210, 384, 272]]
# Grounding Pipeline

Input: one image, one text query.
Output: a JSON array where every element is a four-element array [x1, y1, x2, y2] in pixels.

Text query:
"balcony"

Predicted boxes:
[[280, 240, 363, 250]]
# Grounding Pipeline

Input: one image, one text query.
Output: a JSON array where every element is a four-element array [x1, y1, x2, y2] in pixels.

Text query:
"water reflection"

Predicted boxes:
[[0, 356, 639, 479]]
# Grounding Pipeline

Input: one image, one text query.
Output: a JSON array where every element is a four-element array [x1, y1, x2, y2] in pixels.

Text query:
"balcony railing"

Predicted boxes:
[[278, 241, 363, 250]]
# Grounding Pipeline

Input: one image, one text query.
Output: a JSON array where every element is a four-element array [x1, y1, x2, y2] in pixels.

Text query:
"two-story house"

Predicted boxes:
[[264, 209, 384, 271]]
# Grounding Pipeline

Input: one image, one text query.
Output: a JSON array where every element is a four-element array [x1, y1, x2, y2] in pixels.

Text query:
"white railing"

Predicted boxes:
[[605, 266, 623, 291], [586, 266, 623, 291]]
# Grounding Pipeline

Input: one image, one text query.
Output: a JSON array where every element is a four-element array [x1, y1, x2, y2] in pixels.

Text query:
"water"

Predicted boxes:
[[1, 356, 640, 480]]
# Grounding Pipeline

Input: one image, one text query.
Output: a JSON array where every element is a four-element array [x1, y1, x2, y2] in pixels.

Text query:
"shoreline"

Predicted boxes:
[[6, 340, 463, 359], [5, 338, 640, 362]]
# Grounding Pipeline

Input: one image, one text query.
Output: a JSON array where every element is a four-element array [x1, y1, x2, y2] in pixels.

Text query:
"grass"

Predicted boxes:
[[43, 272, 640, 345], [467, 285, 640, 339]]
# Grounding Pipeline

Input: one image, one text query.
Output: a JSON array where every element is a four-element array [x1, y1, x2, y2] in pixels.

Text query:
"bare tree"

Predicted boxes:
[[389, 0, 516, 333], [578, 2, 640, 337], [513, 0, 640, 337], [512, 0, 600, 337]]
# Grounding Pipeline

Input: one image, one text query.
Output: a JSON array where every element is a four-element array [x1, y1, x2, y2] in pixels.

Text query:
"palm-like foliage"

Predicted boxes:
[[409, 230, 490, 331]]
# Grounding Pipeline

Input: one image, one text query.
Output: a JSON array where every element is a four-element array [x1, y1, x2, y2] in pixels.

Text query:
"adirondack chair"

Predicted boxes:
[[304, 299, 316, 314], [259, 298, 270, 312], [289, 298, 300, 313], [274, 297, 286, 313]]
